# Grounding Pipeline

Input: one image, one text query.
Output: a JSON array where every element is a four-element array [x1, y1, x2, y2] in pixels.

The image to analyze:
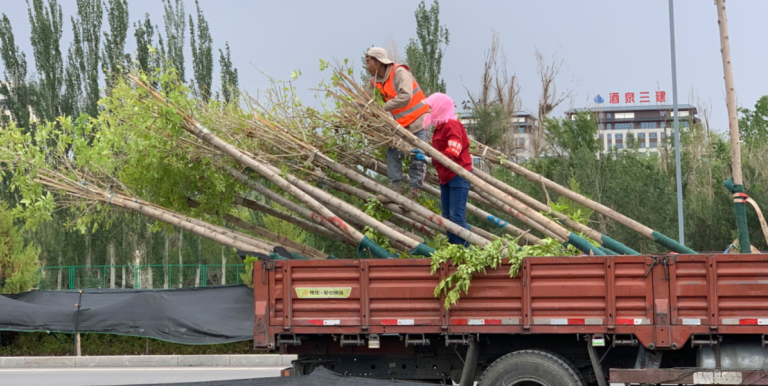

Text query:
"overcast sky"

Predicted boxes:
[[2, 0, 767, 131]]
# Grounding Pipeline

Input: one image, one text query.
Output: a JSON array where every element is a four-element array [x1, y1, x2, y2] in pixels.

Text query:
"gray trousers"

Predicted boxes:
[[387, 129, 428, 190]]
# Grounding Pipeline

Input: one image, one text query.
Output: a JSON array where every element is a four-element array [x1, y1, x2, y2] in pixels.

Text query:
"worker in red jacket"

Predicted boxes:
[[412, 93, 472, 247]]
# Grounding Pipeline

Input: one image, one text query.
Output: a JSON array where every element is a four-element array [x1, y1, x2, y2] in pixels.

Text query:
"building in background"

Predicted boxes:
[[566, 104, 699, 156], [0, 90, 9, 121], [0, 82, 14, 124], [460, 111, 537, 163]]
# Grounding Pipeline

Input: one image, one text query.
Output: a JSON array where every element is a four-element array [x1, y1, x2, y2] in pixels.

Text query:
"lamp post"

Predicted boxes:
[[668, 0, 685, 245]]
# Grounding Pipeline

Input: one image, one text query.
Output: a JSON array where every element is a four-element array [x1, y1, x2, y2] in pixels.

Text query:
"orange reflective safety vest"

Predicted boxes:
[[371, 64, 430, 127]]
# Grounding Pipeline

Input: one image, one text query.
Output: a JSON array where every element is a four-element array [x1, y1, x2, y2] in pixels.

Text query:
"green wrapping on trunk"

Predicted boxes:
[[289, 252, 309, 260], [651, 231, 697, 254], [724, 177, 751, 253], [601, 235, 640, 255], [599, 247, 618, 255], [567, 233, 605, 255], [357, 236, 398, 259], [410, 242, 435, 257], [269, 252, 309, 260]]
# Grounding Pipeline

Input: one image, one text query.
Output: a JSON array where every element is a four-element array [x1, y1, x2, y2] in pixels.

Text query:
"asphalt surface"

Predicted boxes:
[[0, 367, 634, 386], [0, 367, 285, 386]]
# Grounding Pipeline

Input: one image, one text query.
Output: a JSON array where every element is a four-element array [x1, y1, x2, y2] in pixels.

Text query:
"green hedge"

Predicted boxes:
[[0, 332, 261, 356]]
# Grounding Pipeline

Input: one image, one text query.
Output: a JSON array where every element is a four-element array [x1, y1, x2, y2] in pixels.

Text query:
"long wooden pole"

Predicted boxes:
[[315, 155, 491, 247], [418, 184, 544, 245], [715, 0, 751, 253], [234, 196, 355, 246], [261, 163, 423, 250], [469, 143, 692, 254], [130, 75, 366, 245], [226, 167, 355, 243], [185, 198, 326, 259], [351, 157, 544, 245]]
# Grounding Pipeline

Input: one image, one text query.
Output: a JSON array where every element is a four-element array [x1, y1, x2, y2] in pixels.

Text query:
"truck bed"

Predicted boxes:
[[253, 253, 768, 351]]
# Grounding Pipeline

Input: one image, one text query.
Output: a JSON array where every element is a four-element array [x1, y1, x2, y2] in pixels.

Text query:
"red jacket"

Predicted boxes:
[[431, 120, 473, 185]]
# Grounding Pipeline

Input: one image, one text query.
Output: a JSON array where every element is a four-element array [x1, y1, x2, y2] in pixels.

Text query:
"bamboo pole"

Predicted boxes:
[[352, 156, 542, 245], [234, 196, 355, 246], [418, 184, 544, 246], [330, 76, 599, 255], [186, 198, 326, 259], [390, 212, 436, 239], [134, 198, 273, 252], [226, 167, 355, 243], [384, 220, 425, 244], [471, 168, 605, 241], [261, 163, 423, 251], [238, 118, 491, 247], [469, 143, 693, 254], [36, 175, 269, 254], [320, 177, 445, 237], [130, 75, 366, 245], [715, 0, 751, 253], [314, 155, 491, 247]]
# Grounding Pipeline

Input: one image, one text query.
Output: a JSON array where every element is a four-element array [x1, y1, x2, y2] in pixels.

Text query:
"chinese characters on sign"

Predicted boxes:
[[605, 91, 667, 104], [295, 287, 352, 299]]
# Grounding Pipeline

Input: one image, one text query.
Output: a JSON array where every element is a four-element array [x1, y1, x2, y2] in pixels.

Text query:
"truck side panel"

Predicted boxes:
[[256, 254, 768, 351]]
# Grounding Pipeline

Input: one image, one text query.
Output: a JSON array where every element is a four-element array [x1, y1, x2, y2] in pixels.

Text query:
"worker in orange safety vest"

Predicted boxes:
[[365, 47, 430, 201]]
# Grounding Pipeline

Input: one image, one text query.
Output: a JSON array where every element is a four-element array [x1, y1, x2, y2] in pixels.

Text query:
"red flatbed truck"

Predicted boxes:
[[253, 253, 768, 385]]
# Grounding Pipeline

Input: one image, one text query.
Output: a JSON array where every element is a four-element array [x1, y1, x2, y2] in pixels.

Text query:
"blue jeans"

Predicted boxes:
[[440, 174, 471, 247]]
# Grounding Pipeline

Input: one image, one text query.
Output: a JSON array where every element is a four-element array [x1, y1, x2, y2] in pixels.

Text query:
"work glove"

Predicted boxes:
[[411, 149, 427, 162]]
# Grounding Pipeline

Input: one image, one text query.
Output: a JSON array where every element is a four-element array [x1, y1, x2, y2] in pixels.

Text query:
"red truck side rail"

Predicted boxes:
[[254, 254, 768, 351]]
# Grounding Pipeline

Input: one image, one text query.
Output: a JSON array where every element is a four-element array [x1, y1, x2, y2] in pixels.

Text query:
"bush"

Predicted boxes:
[[0, 331, 261, 356]]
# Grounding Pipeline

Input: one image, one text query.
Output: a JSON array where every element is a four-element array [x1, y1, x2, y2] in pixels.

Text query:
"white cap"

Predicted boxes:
[[366, 47, 393, 65]]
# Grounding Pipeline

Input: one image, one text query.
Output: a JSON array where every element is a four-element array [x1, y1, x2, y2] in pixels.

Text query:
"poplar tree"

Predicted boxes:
[[71, 0, 103, 117], [404, 0, 449, 95], [102, 0, 129, 93], [162, 0, 185, 78], [27, 0, 64, 122], [189, 0, 213, 102], [218, 42, 238, 104], [0, 15, 31, 129]]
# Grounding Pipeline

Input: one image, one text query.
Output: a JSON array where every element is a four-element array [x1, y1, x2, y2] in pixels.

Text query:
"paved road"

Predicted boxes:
[[0, 367, 633, 386], [0, 367, 285, 386]]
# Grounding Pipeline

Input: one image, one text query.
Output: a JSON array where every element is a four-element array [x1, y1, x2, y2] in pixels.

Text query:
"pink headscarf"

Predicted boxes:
[[423, 93, 457, 129]]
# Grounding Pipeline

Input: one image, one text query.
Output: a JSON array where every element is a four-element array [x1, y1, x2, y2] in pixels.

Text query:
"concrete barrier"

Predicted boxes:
[[0, 356, 76, 368], [0, 355, 297, 368]]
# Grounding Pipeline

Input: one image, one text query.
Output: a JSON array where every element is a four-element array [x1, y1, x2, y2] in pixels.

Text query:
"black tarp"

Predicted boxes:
[[0, 285, 254, 344], [118, 367, 433, 386]]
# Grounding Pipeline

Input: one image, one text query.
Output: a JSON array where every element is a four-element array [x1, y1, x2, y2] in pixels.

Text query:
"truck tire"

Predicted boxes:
[[478, 350, 585, 386]]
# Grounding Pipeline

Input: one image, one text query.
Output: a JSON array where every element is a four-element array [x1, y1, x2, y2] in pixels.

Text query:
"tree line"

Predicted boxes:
[[0, 0, 240, 292], [1, 0, 766, 296]]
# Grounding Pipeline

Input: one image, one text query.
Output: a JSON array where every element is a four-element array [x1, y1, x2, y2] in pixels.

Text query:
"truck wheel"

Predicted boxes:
[[478, 350, 585, 386]]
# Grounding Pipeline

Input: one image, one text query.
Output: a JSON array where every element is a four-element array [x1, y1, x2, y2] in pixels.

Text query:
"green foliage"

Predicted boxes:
[[261, 202, 306, 244], [466, 103, 508, 148], [161, 0, 186, 79], [739, 96, 768, 144], [362, 197, 394, 253], [545, 111, 601, 156], [189, 0, 213, 102], [0, 14, 32, 129], [432, 236, 576, 309], [549, 178, 594, 226], [404, 0, 449, 95], [238, 255, 257, 288], [133, 13, 159, 76], [102, 0, 129, 93], [0, 202, 40, 294], [27, 0, 64, 123], [71, 0, 103, 117], [218, 41, 238, 104], [0, 332, 258, 356]]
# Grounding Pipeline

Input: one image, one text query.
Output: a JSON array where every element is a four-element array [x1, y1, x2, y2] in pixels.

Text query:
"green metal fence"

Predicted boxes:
[[37, 264, 247, 290]]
